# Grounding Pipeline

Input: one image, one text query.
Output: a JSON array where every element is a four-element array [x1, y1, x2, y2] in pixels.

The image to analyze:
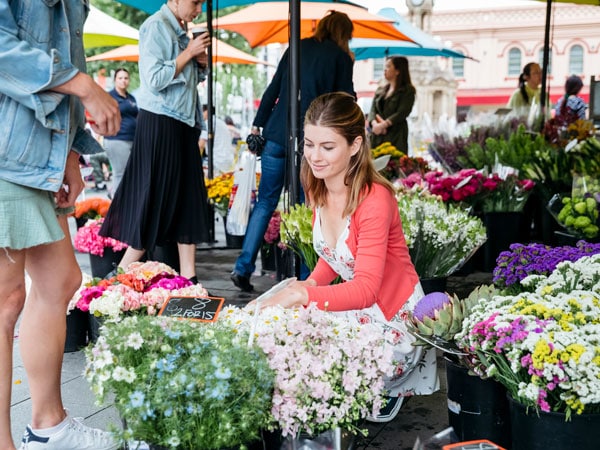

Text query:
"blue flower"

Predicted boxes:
[[129, 391, 144, 408], [215, 366, 232, 380], [164, 407, 173, 417]]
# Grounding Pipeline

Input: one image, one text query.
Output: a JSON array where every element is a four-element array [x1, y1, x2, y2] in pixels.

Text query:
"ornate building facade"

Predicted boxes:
[[353, 2, 600, 116]]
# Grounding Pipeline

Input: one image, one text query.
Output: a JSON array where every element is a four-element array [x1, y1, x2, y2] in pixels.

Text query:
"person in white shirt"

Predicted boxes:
[[199, 105, 237, 176]]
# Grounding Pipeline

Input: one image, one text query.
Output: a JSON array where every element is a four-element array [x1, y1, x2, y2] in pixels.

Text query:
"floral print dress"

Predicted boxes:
[[313, 207, 439, 398]]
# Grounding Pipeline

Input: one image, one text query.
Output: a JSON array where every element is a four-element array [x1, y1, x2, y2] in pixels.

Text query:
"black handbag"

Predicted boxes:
[[246, 133, 266, 156]]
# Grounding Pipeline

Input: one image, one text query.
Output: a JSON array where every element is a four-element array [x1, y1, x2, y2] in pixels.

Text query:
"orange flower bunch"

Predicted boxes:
[[74, 197, 111, 220]]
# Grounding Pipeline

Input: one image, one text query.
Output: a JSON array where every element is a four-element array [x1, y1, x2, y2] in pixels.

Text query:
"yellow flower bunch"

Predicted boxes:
[[205, 172, 262, 216], [205, 172, 234, 215], [371, 142, 405, 160]]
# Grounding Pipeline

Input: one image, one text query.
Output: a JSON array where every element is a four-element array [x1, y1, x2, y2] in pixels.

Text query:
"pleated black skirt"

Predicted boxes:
[[100, 110, 211, 251]]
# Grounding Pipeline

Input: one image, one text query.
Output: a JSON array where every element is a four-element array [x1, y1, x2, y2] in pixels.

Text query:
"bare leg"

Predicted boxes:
[[20, 217, 80, 429], [0, 248, 26, 450], [177, 243, 196, 279], [117, 247, 145, 271]]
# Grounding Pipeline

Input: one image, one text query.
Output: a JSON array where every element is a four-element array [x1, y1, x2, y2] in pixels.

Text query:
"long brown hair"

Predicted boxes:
[[313, 10, 354, 59], [388, 56, 413, 95], [301, 92, 393, 217]]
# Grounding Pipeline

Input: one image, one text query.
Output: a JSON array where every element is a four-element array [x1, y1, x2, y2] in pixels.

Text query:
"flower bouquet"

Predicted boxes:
[[478, 172, 535, 213], [493, 241, 600, 294], [457, 254, 600, 418], [73, 197, 111, 223], [205, 172, 234, 217], [417, 168, 488, 206], [73, 261, 207, 318], [371, 142, 405, 181], [73, 218, 128, 257], [279, 204, 318, 271], [220, 304, 393, 439], [397, 190, 487, 278], [85, 315, 274, 449]]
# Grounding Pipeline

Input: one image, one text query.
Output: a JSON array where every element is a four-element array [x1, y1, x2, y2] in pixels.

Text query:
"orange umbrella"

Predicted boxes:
[[86, 39, 272, 65], [212, 2, 416, 48]]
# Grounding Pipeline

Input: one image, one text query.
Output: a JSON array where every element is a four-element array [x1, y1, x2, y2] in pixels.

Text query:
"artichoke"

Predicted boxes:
[[408, 285, 497, 354]]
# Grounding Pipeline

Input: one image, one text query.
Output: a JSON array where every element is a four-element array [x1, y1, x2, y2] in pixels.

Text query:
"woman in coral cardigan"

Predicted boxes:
[[256, 92, 438, 422]]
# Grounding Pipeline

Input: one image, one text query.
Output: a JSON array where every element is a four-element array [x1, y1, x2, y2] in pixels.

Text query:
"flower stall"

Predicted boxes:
[[73, 218, 128, 278], [454, 254, 600, 450]]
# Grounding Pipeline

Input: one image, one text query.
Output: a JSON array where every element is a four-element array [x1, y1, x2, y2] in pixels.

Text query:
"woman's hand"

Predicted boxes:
[[248, 279, 315, 311], [187, 32, 210, 60]]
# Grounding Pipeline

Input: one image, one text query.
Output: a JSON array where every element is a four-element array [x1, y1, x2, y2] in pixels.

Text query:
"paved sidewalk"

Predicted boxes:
[[10, 193, 492, 449]]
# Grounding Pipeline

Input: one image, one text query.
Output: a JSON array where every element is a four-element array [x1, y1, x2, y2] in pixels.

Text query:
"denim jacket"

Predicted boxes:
[[136, 4, 205, 128], [0, 0, 103, 192]]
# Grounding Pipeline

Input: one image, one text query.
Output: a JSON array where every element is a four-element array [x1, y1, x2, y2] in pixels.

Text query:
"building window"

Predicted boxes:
[[569, 45, 584, 74], [508, 47, 521, 76], [373, 58, 384, 81], [452, 57, 464, 78], [538, 48, 552, 74]]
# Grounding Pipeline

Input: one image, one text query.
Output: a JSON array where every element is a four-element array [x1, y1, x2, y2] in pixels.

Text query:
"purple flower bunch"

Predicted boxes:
[[493, 241, 600, 292]]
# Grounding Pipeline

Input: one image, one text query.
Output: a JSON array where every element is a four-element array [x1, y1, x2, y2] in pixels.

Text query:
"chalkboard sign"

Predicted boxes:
[[158, 296, 225, 322]]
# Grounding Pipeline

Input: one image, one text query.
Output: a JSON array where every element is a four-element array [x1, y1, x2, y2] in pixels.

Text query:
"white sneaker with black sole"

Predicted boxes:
[[19, 416, 121, 450]]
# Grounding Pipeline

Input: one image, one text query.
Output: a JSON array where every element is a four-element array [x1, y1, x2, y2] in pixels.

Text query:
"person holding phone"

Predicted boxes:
[[100, 0, 212, 283]]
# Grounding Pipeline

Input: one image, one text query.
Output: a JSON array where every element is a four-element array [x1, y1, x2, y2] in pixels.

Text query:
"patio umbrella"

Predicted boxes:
[[350, 7, 468, 60], [211, 2, 416, 48], [115, 0, 355, 15], [84, 5, 139, 48], [86, 39, 272, 65]]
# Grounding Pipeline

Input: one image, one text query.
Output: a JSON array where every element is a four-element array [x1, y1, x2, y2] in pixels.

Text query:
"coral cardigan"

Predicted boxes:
[[305, 183, 419, 321]]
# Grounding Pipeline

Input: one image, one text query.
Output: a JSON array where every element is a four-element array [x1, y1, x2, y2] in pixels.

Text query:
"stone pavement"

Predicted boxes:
[[9, 188, 493, 449]]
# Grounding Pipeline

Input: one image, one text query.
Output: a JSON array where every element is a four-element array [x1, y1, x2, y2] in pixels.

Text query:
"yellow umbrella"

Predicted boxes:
[[84, 6, 139, 48], [211, 2, 416, 48], [86, 39, 272, 65]]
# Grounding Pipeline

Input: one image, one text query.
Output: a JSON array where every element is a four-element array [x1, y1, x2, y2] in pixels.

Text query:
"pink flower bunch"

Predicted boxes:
[[73, 218, 128, 257], [263, 211, 281, 244], [73, 261, 208, 317], [423, 169, 487, 203], [479, 173, 536, 213]]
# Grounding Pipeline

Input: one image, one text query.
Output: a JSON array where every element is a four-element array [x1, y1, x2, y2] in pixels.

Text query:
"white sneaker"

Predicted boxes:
[[19, 416, 121, 450]]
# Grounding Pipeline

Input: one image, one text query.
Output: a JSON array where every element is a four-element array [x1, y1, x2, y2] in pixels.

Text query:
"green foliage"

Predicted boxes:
[[459, 124, 550, 173]]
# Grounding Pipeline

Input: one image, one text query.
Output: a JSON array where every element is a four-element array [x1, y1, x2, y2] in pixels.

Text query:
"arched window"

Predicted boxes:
[[538, 47, 552, 74], [569, 45, 584, 74], [508, 48, 521, 76], [452, 57, 464, 78]]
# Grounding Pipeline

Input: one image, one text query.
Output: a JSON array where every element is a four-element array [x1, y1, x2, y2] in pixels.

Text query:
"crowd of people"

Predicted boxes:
[[2, 0, 594, 447]]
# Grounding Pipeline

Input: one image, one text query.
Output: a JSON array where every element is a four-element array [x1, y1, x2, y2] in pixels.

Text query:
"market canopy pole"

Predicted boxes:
[[540, 0, 552, 113]]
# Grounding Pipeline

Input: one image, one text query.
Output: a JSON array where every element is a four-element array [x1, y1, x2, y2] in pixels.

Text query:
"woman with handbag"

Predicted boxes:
[[231, 10, 356, 292]]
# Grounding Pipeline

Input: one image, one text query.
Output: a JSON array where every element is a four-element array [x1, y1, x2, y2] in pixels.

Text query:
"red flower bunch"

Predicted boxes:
[[398, 156, 430, 177], [479, 173, 535, 213], [423, 169, 486, 203], [264, 211, 281, 244]]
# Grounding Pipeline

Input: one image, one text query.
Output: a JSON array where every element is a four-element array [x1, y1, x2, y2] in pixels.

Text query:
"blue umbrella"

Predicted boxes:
[[350, 7, 469, 60], [116, 0, 354, 15]]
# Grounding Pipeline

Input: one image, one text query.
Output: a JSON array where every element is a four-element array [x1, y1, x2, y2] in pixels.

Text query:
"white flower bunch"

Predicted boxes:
[[397, 191, 487, 278], [220, 304, 394, 437]]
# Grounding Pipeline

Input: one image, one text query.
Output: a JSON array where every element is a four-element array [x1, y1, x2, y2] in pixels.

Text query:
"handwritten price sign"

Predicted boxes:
[[158, 296, 225, 323]]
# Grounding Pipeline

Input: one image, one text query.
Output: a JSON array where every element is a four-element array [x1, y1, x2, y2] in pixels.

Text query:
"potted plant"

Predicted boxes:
[[85, 315, 274, 449], [456, 254, 600, 450], [220, 303, 393, 445], [73, 217, 128, 278], [396, 189, 487, 290]]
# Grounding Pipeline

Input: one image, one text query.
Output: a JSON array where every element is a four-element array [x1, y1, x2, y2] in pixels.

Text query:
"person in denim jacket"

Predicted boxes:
[[100, 0, 212, 284], [0, 1, 121, 449]]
